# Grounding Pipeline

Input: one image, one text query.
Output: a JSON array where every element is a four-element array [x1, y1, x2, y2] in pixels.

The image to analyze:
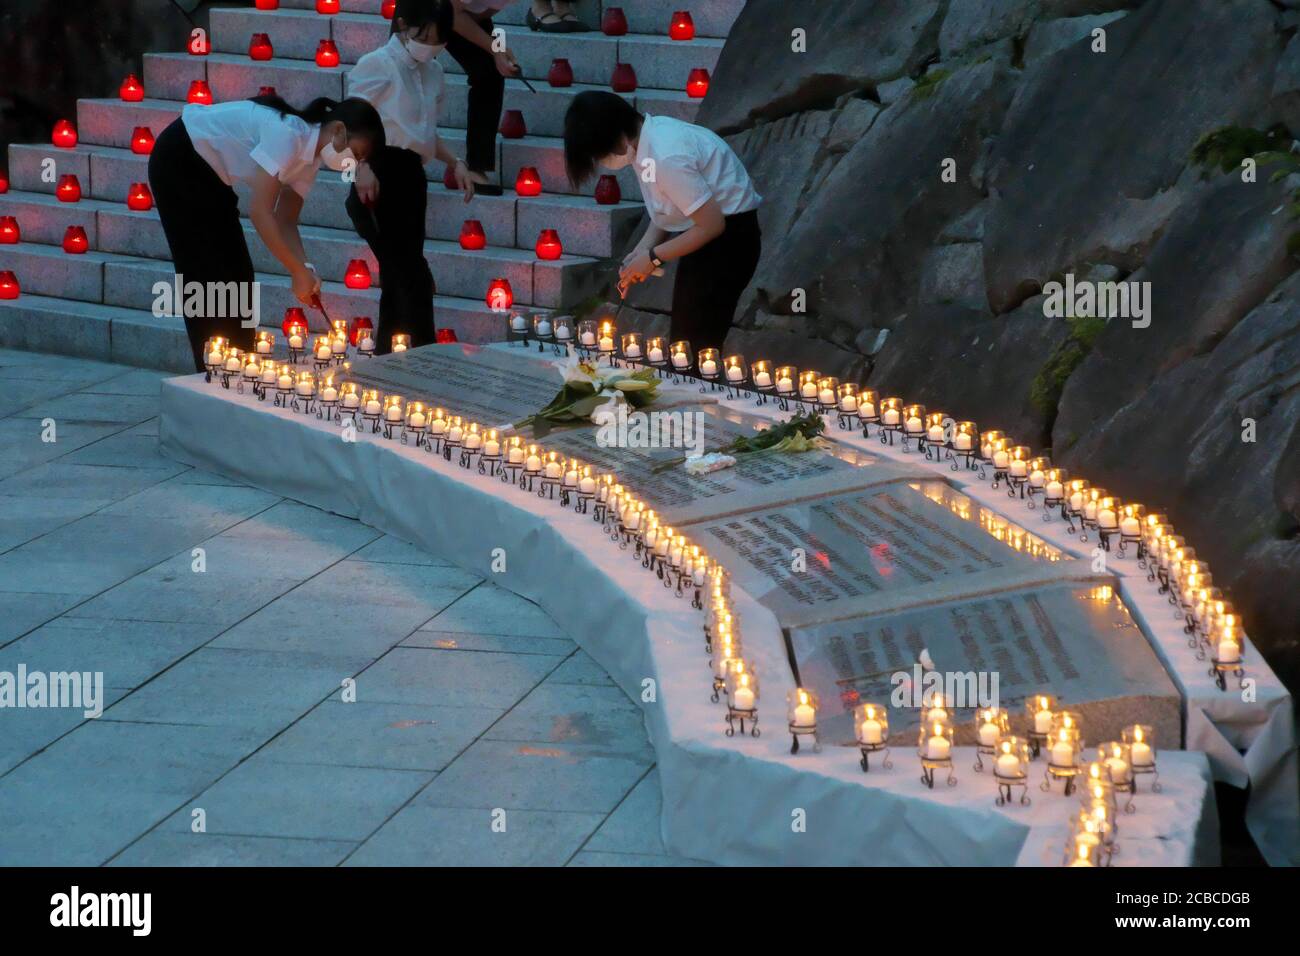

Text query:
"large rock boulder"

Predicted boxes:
[[983, 0, 1281, 314], [696, 0, 947, 135]]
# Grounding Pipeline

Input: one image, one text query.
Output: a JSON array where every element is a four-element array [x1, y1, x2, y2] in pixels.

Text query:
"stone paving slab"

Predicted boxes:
[[0, 350, 691, 866]]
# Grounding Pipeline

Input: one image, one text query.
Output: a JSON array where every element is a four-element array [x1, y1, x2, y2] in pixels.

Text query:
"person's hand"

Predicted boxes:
[[617, 250, 655, 298], [356, 162, 379, 206], [292, 265, 321, 305], [493, 49, 520, 79], [453, 159, 475, 203]]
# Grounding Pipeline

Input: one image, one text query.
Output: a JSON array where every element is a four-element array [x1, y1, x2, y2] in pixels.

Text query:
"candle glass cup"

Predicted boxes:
[[723, 662, 759, 738], [973, 706, 1010, 772], [917, 713, 957, 789], [993, 736, 1032, 807], [786, 687, 821, 754], [853, 703, 891, 772]]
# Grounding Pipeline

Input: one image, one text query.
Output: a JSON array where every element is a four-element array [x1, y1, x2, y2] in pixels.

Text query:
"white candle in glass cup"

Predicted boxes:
[[754, 369, 772, 388], [599, 334, 615, 351], [508, 443, 525, 464], [793, 699, 816, 728], [1130, 738, 1154, 767], [624, 341, 642, 358], [261, 365, 278, 386], [579, 473, 596, 494], [360, 335, 375, 351], [544, 458, 562, 479], [819, 386, 836, 405], [535, 319, 552, 337], [295, 377, 314, 396], [954, 431, 972, 450], [648, 344, 664, 363], [1121, 513, 1141, 537], [1010, 457, 1028, 478], [256, 337, 272, 354], [342, 389, 360, 409], [727, 364, 744, 382], [331, 336, 346, 354], [278, 370, 295, 390], [364, 397, 382, 415], [555, 323, 571, 340], [1046, 476, 1064, 499], [225, 354, 243, 372], [882, 406, 900, 426], [978, 720, 1000, 747], [447, 422, 463, 442], [321, 382, 338, 402], [1106, 755, 1131, 784], [511, 314, 528, 331], [429, 414, 446, 435], [289, 332, 304, 349], [407, 408, 426, 428], [925, 732, 950, 760], [580, 329, 596, 346], [905, 414, 923, 433], [207, 344, 224, 365], [1217, 638, 1241, 663], [993, 446, 1010, 469], [483, 435, 500, 457], [464, 430, 482, 450], [701, 358, 718, 376], [860, 398, 876, 418], [839, 393, 858, 412], [1051, 737, 1075, 767], [392, 342, 408, 352], [859, 717, 883, 745], [1034, 707, 1054, 735], [525, 451, 542, 472], [800, 380, 818, 399], [315, 343, 332, 361], [672, 350, 689, 369], [776, 373, 794, 392], [385, 404, 403, 422], [996, 751, 1021, 776], [732, 683, 755, 711]]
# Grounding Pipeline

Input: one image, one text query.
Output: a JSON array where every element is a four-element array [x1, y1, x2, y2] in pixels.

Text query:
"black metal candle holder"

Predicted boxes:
[[919, 754, 957, 789], [725, 706, 759, 738], [859, 741, 892, 773], [994, 767, 1030, 806], [789, 720, 820, 755], [1041, 761, 1080, 796], [478, 449, 503, 477]]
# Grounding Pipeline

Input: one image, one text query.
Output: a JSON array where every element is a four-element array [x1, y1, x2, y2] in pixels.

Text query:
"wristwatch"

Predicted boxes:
[[649, 246, 664, 269]]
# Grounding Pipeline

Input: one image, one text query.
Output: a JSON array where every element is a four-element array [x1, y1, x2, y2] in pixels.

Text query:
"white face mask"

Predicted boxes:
[[321, 142, 356, 172], [405, 38, 444, 63], [600, 147, 634, 171]]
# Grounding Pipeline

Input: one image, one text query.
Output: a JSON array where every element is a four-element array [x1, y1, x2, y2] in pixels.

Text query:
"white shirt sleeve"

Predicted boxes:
[[249, 118, 304, 184], [654, 154, 714, 219], [347, 56, 391, 107]]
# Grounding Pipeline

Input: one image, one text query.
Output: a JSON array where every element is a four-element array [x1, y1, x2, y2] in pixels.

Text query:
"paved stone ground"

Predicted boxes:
[[0, 349, 704, 866]]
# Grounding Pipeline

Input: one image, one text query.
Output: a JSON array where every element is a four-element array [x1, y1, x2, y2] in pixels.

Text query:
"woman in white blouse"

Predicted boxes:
[[149, 94, 385, 371], [563, 91, 763, 351], [346, 0, 474, 352]]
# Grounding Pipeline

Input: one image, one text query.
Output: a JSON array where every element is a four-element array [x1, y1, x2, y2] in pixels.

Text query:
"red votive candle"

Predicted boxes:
[[686, 68, 710, 98], [127, 182, 154, 211], [62, 225, 89, 255], [0, 169, 8, 194], [459, 220, 486, 250], [187, 80, 213, 105], [52, 119, 78, 149], [119, 73, 145, 102], [344, 259, 372, 289], [317, 0, 340, 13], [594, 174, 621, 205], [315, 39, 340, 68], [611, 63, 637, 93], [130, 126, 156, 155], [349, 316, 373, 346], [535, 229, 563, 261], [382, 0, 396, 18], [282, 307, 308, 337], [486, 277, 513, 312], [0, 271, 19, 299], [435, 328, 458, 344], [0, 216, 19, 244], [548, 58, 573, 88], [602, 6, 628, 36], [499, 109, 527, 139], [669, 11, 695, 41], [249, 33, 274, 60], [258, 85, 278, 97], [56, 174, 82, 203], [255, 0, 279, 9], [188, 30, 209, 56], [514, 166, 542, 197]]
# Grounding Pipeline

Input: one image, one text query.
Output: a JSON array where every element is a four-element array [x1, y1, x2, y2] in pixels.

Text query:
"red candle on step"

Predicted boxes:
[[187, 80, 214, 105], [282, 307, 308, 337], [686, 68, 710, 98], [0, 169, 8, 194], [382, 0, 396, 19], [459, 219, 486, 250], [317, 0, 340, 13], [188, 30, 209, 56], [119, 73, 145, 102], [56, 174, 82, 203], [669, 11, 695, 41], [486, 278, 513, 312], [130, 126, 156, 155], [344, 259, 372, 289], [348, 316, 373, 346], [127, 182, 154, 211], [316, 39, 341, 68], [548, 58, 573, 88], [62, 226, 89, 255], [0, 216, 19, 244], [258, 85, 278, 97], [535, 229, 563, 261], [435, 328, 458, 344], [514, 166, 542, 197], [0, 271, 19, 300], [602, 6, 628, 36], [594, 174, 621, 205], [52, 119, 78, 149], [611, 63, 637, 94], [249, 33, 274, 60], [442, 164, 460, 190], [499, 109, 526, 139], [255, 0, 279, 9]]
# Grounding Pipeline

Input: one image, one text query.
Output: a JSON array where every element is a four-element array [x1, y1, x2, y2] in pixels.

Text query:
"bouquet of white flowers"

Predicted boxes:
[[514, 353, 660, 437]]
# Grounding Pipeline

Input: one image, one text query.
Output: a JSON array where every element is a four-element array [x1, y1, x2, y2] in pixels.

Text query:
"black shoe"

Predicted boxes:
[[537, 13, 569, 32], [526, 9, 542, 30], [559, 14, 592, 32]]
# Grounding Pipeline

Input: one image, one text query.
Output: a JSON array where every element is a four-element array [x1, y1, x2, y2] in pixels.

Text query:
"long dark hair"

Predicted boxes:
[[251, 95, 386, 150], [564, 91, 642, 187], [390, 0, 455, 41]]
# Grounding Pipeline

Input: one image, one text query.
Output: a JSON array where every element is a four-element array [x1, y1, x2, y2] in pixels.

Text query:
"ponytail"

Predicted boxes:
[[251, 94, 387, 151]]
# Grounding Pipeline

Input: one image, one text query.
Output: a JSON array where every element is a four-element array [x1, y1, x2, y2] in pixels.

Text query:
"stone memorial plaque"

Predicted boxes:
[[536, 404, 894, 525], [344, 343, 563, 428], [695, 479, 1065, 625], [789, 581, 1183, 749]]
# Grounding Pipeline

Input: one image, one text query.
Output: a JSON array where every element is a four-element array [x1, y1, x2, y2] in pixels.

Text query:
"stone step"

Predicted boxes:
[[0, 292, 193, 372], [209, 8, 722, 85], [0, 191, 113, 248], [6, 205, 601, 309], [32, 103, 643, 198], [275, 0, 746, 39]]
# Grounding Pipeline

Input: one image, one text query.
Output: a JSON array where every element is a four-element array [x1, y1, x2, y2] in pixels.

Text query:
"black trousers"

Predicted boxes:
[[346, 145, 436, 353], [668, 209, 762, 351], [149, 118, 257, 372], [446, 13, 503, 173]]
